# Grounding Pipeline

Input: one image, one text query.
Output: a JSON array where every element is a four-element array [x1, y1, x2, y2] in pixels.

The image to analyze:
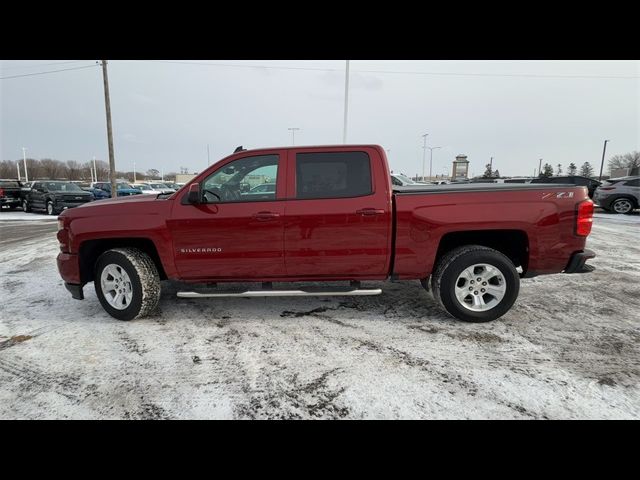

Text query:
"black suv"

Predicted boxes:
[[530, 175, 601, 199], [23, 180, 93, 215]]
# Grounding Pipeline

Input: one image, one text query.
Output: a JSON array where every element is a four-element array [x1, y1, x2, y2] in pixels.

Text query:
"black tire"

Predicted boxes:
[[46, 200, 56, 215], [94, 248, 161, 321], [22, 200, 31, 212], [611, 197, 635, 214], [430, 245, 520, 323]]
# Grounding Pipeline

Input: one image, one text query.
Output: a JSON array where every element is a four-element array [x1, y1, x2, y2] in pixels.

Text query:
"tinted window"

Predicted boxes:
[[296, 152, 372, 199], [625, 178, 640, 186], [573, 177, 591, 186], [203, 154, 279, 203], [0, 181, 20, 188]]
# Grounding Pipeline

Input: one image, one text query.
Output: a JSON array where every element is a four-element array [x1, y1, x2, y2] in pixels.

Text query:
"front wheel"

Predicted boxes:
[[22, 199, 30, 212], [431, 245, 520, 322], [94, 248, 161, 321], [46, 200, 56, 215]]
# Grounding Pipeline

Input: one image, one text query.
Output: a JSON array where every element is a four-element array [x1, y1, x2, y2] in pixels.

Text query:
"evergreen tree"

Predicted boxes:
[[493, 169, 500, 178], [580, 162, 594, 177], [483, 163, 493, 178], [541, 163, 554, 178], [567, 163, 577, 175]]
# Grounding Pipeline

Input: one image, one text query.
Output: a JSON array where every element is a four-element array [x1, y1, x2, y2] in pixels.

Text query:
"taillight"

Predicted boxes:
[[576, 199, 594, 236], [0, 188, 4, 197]]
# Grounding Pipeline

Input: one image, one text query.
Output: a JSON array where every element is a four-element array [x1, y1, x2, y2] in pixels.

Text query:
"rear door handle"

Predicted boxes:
[[356, 208, 385, 216], [252, 211, 280, 221]]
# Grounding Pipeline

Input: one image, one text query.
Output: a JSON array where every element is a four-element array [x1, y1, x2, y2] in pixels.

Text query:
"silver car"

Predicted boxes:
[[593, 176, 640, 214]]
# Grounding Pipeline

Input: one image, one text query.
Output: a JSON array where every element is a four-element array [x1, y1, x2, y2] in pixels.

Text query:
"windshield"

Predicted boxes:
[[150, 183, 168, 189], [395, 174, 415, 184], [44, 182, 83, 192], [117, 183, 134, 190], [135, 185, 151, 190]]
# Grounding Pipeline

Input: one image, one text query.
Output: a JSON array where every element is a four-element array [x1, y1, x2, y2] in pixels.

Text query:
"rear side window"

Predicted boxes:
[[296, 151, 372, 199], [625, 178, 640, 186]]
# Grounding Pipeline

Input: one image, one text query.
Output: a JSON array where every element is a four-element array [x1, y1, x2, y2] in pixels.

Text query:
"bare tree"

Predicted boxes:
[[66, 160, 83, 180], [608, 151, 640, 173]]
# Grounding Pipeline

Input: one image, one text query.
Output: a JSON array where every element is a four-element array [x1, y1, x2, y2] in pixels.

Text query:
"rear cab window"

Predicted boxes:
[[294, 151, 373, 200]]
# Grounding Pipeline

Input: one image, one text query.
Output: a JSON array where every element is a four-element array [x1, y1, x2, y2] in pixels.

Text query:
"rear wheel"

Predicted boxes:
[[431, 245, 520, 322], [22, 199, 30, 212], [94, 248, 161, 321], [611, 198, 634, 214]]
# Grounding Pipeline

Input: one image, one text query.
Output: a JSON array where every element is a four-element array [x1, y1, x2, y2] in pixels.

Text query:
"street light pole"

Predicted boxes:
[[428, 146, 442, 179], [133, 160, 136, 183], [16, 162, 21, 182], [599, 139, 610, 181], [22, 147, 28, 182], [421, 133, 429, 181], [93, 156, 97, 183], [538, 158, 543, 177], [342, 60, 350, 144], [288, 127, 300, 145]]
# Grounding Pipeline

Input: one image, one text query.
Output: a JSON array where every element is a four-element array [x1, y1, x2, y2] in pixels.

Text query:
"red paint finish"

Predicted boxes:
[[56, 144, 594, 290], [282, 146, 392, 278]]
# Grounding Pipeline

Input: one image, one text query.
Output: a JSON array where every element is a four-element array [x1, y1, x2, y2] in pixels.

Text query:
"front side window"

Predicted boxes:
[[295, 151, 372, 200], [202, 154, 279, 203]]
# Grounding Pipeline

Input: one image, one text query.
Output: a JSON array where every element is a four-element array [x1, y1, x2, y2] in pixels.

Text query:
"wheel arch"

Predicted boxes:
[[78, 237, 168, 284], [434, 229, 529, 275]]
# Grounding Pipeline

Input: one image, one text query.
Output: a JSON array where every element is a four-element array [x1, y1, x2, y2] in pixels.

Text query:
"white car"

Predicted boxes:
[[131, 183, 173, 195]]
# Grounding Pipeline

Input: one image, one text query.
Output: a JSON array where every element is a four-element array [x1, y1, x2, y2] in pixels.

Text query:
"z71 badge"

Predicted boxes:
[[542, 191, 574, 200]]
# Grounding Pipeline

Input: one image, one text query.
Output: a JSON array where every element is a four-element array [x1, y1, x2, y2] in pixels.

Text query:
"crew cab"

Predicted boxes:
[[23, 180, 93, 215], [56, 145, 595, 323]]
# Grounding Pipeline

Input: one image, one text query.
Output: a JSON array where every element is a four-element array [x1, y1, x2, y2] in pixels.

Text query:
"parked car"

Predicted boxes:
[[23, 180, 93, 215], [131, 183, 173, 195], [147, 182, 176, 194], [161, 182, 181, 191], [91, 182, 142, 199], [391, 174, 419, 186], [244, 183, 276, 196], [530, 175, 601, 199], [57, 144, 595, 323], [0, 179, 23, 209], [593, 176, 640, 214]]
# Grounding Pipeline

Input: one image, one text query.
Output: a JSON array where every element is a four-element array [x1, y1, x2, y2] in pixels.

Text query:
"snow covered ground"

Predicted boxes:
[[0, 210, 57, 221], [0, 212, 638, 419]]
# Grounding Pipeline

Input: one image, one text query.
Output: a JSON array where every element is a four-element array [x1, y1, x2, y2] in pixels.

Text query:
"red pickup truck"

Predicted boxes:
[[56, 145, 595, 322]]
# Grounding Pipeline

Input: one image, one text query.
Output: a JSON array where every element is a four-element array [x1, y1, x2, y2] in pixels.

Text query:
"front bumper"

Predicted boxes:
[[564, 249, 596, 274]]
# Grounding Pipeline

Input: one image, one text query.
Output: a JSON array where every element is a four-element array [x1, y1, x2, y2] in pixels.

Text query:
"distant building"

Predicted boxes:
[[452, 155, 469, 180], [175, 173, 197, 183]]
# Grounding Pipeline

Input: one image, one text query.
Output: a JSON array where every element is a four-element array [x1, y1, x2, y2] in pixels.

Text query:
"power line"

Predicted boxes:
[[0, 64, 99, 80], [146, 60, 639, 79], [0, 60, 92, 71]]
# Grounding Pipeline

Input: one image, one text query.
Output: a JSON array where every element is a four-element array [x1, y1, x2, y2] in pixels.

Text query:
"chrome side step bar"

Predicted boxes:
[[177, 288, 382, 299]]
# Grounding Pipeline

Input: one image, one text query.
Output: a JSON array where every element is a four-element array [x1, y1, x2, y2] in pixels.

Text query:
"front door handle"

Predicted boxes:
[[252, 211, 280, 221], [356, 208, 385, 216]]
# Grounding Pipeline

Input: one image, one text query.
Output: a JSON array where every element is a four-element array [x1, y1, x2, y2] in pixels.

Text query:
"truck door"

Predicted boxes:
[[31, 182, 44, 209], [283, 148, 392, 278], [168, 151, 287, 280]]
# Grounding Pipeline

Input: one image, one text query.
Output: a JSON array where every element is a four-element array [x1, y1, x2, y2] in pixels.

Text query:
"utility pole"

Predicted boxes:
[[598, 139, 610, 181], [93, 156, 97, 183], [342, 60, 350, 144], [16, 162, 21, 182], [538, 158, 542, 177], [288, 127, 300, 145], [421, 133, 429, 181], [490, 156, 493, 172], [100, 60, 117, 195], [22, 147, 28, 182], [428, 146, 442, 179]]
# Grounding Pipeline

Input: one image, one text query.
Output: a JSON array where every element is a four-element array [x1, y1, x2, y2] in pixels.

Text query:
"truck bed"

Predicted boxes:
[[393, 183, 578, 194]]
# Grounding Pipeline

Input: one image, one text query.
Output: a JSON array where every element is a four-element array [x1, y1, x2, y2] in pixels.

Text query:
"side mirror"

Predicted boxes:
[[187, 183, 201, 204]]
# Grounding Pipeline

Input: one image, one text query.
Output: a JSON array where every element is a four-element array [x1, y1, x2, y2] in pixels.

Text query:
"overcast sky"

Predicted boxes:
[[1, 60, 638, 177]]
